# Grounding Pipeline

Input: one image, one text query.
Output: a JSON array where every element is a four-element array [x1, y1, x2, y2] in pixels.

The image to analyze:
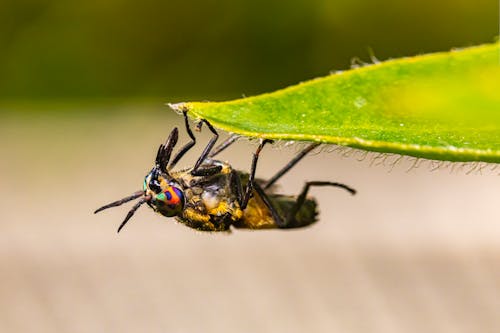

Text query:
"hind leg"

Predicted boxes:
[[285, 181, 356, 226], [254, 181, 356, 228]]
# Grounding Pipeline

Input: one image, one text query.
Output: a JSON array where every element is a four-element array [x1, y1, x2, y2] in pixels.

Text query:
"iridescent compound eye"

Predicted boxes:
[[154, 186, 184, 216]]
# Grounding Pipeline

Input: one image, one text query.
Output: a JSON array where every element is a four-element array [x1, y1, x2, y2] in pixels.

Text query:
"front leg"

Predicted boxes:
[[253, 181, 356, 228], [169, 110, 197, 169]]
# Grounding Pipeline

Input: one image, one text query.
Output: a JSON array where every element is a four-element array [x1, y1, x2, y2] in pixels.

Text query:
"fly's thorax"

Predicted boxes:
[[182, 160, 242, 220], [200, 177, 243, 220]]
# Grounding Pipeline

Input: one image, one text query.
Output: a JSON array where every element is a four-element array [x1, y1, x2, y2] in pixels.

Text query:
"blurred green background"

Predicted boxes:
[[0, 0, 497, 102], [1, 1, 499, 333]]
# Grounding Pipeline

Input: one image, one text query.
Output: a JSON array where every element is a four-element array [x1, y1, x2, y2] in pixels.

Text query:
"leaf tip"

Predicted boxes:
[[167, 102, 188, 115]]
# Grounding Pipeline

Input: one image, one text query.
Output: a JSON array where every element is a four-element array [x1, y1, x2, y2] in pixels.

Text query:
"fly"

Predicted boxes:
[[94, 111, 356, 232]]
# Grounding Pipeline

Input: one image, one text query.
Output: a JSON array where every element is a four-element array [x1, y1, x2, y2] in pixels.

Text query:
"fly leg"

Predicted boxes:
[[255, 181, 356, 228], [208, 134, 240, 158], [252, 183, 286, 227], [240, 139, 273, 210], [238, 142, 320, 226], [168, 110, 220, 174], [284, 181, 356, 227], [190, 165, 223, 177], [230, 169, 244, 206], [169, 110, 197, 169], [191, 119, 219, 174], [264, 143, 319, 189]]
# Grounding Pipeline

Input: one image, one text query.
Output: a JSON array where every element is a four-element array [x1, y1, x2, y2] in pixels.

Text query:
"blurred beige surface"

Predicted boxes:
[[1, 107, 499, 333]]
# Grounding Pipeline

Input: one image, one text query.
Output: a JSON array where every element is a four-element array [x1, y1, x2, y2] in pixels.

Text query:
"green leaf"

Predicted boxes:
[[170, 42, 500, 163]]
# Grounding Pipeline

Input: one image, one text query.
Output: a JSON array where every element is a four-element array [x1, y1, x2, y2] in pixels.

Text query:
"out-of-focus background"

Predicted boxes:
[[1, 1, 499, 332]]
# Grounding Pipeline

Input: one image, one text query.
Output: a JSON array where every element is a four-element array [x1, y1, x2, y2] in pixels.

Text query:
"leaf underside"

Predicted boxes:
[[170, 42, 500, 163]]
